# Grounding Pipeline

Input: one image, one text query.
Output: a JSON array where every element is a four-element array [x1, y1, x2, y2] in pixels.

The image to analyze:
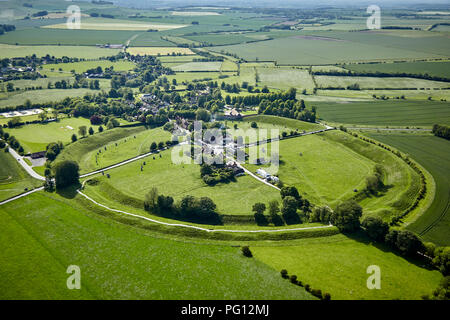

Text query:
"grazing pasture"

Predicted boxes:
[[315, 76, 450, 89], [171, 61, 223, 72], [367, 133, 450, 246], [256, 67, 316, 92]]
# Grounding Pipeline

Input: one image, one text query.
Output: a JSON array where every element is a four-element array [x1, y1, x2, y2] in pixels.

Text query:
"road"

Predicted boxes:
[[6, 145, 45, 181]]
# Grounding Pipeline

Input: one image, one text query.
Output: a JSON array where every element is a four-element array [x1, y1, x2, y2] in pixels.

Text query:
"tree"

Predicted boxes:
[[281, 196, 300, 224], [395, 230, 424, 256], [310, 206, 333, 224], [53, 160, 80, 189], [150, 142, 157, 151], [71, 134, 77, 142], [78, 126, 87, 138], [250, 121, 258, 128], [144, 187, 159, 211], [253, 202, 267, 226], [98, 126, 104, 133], [331, 200, 363, 233], [88, 127, 94, 135], [362, 216, 389, 241], [241, 246, 252, 258], [195, 108, 211, 122]]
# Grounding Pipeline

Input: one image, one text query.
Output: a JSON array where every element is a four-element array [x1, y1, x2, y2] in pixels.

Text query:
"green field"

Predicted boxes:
[[0, 44, 121, 59], [251, 234, 442, 300], [344, 61, 450, 79], [0, 151, 42, 202], [245, 130, 420, 221], [315, 75, 449, 89], [84, 147, 282, 216], [315, 100, 450, 127], [5, 117, 101, 153], [0, 191, 312, 299], [211, 31, 450, 65], [366, 133, 450, 246], [171, 61, 223, 72], [256, 67, 316, 92]]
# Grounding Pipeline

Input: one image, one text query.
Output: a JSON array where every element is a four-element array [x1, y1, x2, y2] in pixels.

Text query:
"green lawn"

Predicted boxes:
[[315, 100, 450, 127], [0, 151, 42, 202], [5, 117, 101, 153], [367, 133, 450, 246], [251, 233, 442, 300], [0, 191, 312, 299]]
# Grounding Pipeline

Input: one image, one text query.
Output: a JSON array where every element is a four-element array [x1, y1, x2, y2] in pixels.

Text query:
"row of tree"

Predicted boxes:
[[144, 187, 221, 224]]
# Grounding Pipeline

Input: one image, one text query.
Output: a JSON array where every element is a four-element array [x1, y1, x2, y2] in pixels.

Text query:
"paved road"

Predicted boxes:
[[0, 187, 44, 206], [6, 145, 45, 181]]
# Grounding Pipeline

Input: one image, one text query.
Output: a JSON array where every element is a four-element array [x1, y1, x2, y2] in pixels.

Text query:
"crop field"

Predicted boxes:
[[0, 44, 121, 59], [42, 60, 135, 73], [251, 234, 442, 300], [211, 31, 449, 65], [315, 76, 450, 90], [344, 61, 450, 79], [315, 100, 450, 127], [127, 47, 194, 56], [0, 29, 137, 46], [2, 77, 73, 90], [0, 152, 42, 202], [0, 192, 311, 299], [367, 133, 450, 246], [171, 61, 223, 72], [0, 88, 103, 109], [42, 18, 188, 31], [5, 117, 101, 153]]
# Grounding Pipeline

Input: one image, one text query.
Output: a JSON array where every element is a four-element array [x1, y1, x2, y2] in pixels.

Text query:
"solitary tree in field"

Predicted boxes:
[[71, 134, 77, 142], [88, 127, 94, 136], [78, 126, 87, 138], [53, 160, 80, 189], [150, 142, 157, 151]]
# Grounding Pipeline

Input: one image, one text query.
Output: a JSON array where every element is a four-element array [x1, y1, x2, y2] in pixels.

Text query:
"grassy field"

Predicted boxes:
[[251, 233, 442, 300], [42, 60, 135, 73], [0, 191, 312, 299], [245, 130, 420, 221], [5, 117, 101, 153], [127, 47, 194, 56], [0, 151, 42, 202], [0, 44, 121, 59], [367, 133, 450, 246], [0, 88, 105, 109], [315, 100, 450, 127], [82, 127, 172, 172], [85, 148, 281, 216], [256, 67, 316, 92], [344, 61, 450, 79]]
